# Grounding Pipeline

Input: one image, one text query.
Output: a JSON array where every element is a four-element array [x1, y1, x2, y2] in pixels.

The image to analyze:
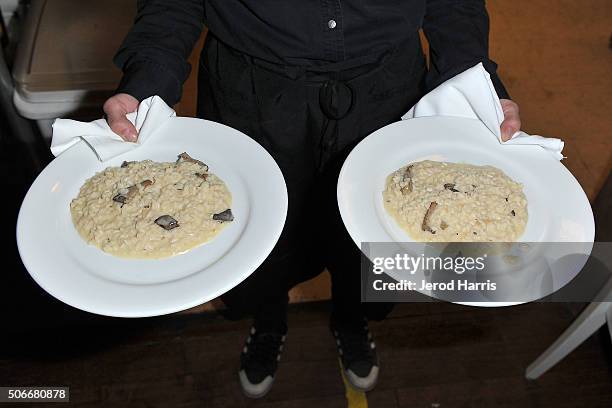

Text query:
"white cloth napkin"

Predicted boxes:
[[402, 63, 564, 160], [51, 95, 176, 161]]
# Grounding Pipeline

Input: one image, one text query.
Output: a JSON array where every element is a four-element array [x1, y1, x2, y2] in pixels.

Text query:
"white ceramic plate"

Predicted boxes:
[[17, 118, 287, 317], [338, 117, 595, 306]]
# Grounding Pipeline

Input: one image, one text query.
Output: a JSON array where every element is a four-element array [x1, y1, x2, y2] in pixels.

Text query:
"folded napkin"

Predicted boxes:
[[402, 63, 564, 160], [51, 95, 176, 161]]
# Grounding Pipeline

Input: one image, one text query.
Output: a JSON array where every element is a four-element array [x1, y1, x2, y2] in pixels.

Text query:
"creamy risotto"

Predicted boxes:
[[70, 153, 233, 258], [383, 160, 527, 242]]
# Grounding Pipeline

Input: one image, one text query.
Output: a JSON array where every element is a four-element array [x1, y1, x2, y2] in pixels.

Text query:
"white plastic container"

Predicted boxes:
[[12, 0, 136, 139]]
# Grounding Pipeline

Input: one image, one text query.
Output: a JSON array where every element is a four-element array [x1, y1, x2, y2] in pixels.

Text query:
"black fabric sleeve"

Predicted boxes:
[[422, 0, 510, 99], [113, 0, 205, 105]]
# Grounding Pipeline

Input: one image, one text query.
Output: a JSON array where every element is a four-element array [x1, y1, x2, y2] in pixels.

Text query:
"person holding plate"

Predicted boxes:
[[103, 0, 522, 398]]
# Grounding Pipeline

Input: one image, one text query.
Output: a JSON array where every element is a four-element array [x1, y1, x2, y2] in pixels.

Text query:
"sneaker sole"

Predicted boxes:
[[344, 365, 379, 392], [238, 370, 275, 399]]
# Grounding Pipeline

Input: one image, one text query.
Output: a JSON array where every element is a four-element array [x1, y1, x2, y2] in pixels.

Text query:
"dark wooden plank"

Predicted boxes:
[[2, 302, 612, 408]]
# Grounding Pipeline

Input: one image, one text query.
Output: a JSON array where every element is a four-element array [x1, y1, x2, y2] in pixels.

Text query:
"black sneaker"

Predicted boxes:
[[331, 318, 379, 391], [238, 324, 287, 398]]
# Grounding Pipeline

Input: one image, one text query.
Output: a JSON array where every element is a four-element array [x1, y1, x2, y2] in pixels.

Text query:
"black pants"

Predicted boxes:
[[197, 34, 426, 327]]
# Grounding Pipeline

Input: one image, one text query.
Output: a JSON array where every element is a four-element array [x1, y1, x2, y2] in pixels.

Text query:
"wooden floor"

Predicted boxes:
[[2, 302, 612, 408]]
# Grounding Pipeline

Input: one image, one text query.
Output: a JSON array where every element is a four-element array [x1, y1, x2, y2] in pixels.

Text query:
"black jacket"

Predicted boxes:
[[114, 0, 509, 106]]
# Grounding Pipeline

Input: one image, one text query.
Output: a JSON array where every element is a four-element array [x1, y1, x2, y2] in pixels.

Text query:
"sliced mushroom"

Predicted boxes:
[[421, 202, 438, 233], [177, 152, 208, 170], [113, 180, 153, 204], [400, 165, 414, 194], [213, 209, 234, 222], [154, 215, 179, 230], [112, 190, 129, 204], [195, 172, 208, 181], [405, 165, 414, 176], [120, 161, 134, 168], [141, 179, 154, 188], [112, 185, 138, 204], [444, 183, 460, 193]]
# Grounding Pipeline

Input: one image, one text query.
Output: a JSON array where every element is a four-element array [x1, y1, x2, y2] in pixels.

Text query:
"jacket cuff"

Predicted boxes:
[[115, 60, 183, 106], [489, 72, 510, 100], [482, 60, 510, 100]]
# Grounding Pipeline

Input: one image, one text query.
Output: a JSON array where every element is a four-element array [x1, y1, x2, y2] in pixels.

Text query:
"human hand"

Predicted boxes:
[[500, 99, 521, 142], [103, 93, 140, 142]]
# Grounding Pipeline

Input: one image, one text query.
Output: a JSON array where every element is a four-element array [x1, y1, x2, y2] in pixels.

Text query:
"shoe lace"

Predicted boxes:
[[245, 332, 283, 369]]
